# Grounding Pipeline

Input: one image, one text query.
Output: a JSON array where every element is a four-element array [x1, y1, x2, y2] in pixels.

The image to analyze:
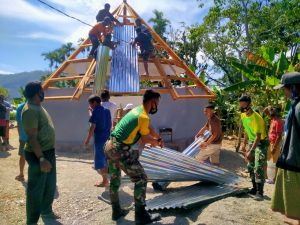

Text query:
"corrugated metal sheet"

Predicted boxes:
[[139, 147, 240, 184], [154, 130, 211, 190], [146, 183, 247, 211], [109, 25, 139, 93], [93, 45, 110, 94]]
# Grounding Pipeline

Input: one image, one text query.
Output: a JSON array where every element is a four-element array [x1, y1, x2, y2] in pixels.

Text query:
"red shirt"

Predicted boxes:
[[268, 118, 284, 144]]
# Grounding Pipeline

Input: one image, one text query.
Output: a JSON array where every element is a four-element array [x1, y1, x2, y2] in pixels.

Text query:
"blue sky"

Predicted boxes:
[[0, 0, 212, 74]]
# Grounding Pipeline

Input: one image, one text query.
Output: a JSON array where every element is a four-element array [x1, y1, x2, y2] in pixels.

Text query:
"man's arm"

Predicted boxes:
[[195, 123, 208, 138], [271, 132, 282, 153], [27, 128, 52, 172], [140, 134, 162, 148], [109, 14, 122, 25], [245, 133, 261, 161], [240, 132, 249, 152], [85, 124, 95, 146], [149, 126, 160, 139]]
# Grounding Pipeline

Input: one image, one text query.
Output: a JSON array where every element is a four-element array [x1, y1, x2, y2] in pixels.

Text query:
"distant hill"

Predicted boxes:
[[0, 70, 50, 98]]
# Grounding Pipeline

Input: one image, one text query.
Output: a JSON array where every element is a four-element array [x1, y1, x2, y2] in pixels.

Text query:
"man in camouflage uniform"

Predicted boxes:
[[239, 96, 269, 201], [105, 90, 163, 225]]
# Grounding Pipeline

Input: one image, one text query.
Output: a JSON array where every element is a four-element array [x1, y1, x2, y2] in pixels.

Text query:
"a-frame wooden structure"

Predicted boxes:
[[42, 0, 215, 100]]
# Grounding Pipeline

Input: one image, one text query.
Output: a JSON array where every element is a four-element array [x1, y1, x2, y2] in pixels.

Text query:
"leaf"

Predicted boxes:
[[247, 64, 273, 76], [288, 64, 295, 72], [261, 46, 275, 64], [298, 53, 300, 61], [266, 76, 280, 86], [231, 61, 252, 74], [276, 51, 289, 74], [223, 80, 261, 92]]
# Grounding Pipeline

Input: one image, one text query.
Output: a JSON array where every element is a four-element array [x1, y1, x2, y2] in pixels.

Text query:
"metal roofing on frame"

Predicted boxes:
[[109, 25, 139, 93]]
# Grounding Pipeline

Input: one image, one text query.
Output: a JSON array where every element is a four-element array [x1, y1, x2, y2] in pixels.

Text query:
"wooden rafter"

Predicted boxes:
[[43, 1, 215, 101]]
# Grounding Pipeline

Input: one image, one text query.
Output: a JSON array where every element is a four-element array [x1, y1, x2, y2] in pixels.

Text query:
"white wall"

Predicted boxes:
[[43, 88, 208, 145]]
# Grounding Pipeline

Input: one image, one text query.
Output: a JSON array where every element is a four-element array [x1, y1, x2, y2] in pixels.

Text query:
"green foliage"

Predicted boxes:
[[148, 10, 170, 38], [0, 85, 9, 97], [42, 42, 75, 71], [10, 111, 16, 121]]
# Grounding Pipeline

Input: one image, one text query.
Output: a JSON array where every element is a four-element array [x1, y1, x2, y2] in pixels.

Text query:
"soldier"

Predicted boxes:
[[105, 90, 163, 225], [239, 95, 269, 201]]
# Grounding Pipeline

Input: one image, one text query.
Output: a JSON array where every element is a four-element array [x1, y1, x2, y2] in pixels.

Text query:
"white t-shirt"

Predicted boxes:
[[101, 101, 117, 124]]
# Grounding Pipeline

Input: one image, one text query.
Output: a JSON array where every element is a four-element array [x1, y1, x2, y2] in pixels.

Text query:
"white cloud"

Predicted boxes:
[[18, 32, 64, 42], [0, 0, 212, 45], [0, 69, 13, 75]]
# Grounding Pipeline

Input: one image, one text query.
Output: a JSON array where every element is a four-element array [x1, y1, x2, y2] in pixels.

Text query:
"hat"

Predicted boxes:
[[274, 72, 300, 90], [239, 95, 251, 102]]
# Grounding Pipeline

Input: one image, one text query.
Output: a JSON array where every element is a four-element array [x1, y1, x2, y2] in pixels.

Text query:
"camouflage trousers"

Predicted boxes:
[[104, 138, 147, 207], [247, 140, 269, 184]]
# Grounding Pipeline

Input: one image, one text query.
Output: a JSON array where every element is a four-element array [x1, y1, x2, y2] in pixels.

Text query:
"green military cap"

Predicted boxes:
[[274, 72, 300, 89]]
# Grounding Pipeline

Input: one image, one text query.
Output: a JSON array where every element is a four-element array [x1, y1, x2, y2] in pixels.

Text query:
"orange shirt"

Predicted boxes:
[[89, 22, 111, 39]]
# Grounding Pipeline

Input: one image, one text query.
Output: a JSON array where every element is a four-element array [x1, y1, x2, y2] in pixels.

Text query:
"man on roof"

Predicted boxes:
[[96, 3, 122, 25], [135, 18, 152, 38], [132, 28, 155, 76], [88, 17, 118, 58]]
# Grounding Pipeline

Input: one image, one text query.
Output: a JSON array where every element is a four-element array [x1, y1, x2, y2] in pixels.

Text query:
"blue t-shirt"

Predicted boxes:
[[16, 102, 28, 141], [89, 105, 111, 143]]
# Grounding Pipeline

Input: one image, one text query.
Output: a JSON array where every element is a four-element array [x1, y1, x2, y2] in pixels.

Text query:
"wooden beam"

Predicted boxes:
[[48, 76, 84, 82], [72, 60, 96, 99], [67, 58, 92, 63], [124, 3, 215, 97], [43, 38, 90, 89], [176, 95, 216, 100], [153, 58, 178, 100], [140, 75, 190, 81], [44, 96, 73, 100]]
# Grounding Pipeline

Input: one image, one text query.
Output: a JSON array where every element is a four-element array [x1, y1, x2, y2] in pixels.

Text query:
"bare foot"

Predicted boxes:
[[284, 217, 300, 225], [15, 175, 25, 182]]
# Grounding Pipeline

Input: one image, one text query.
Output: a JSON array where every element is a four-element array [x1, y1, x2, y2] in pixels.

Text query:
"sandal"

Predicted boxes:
[[15, 175, 25, 182]]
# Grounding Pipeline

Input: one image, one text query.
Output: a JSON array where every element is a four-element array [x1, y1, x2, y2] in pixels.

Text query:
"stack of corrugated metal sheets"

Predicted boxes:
[[146, 183, 247, 211], [109, 25, 139, 93], [139, 146, 240, 184]]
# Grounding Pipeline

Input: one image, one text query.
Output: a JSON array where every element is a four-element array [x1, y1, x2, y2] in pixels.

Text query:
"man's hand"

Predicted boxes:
[[40, 159, 52, 173], [84, 140, 89, 150], [240, 143, 247, 153], [244, 150, 254, 162], [158, 139, 164, 148], [200, 142, 208, 149]]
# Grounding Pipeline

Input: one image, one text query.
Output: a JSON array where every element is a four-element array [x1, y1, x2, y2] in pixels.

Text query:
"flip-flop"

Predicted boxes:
[[94, 182, 109, 187], [15, 175, 25, 182]]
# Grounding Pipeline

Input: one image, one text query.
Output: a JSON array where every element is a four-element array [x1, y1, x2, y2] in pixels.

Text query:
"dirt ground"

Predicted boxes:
[[0, 128, 285, 225]]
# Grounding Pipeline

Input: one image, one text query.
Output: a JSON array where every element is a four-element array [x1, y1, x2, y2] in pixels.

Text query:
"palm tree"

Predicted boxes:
[[148, 10, 170, 38]]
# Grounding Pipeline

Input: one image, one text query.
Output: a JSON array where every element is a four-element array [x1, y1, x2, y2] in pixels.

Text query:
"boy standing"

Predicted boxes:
[[85, 95, 111, 187]]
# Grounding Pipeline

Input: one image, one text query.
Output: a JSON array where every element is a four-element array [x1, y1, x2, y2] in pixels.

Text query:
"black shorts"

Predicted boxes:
[[141, 49, 154, 62], [0, 126, 5, 137]]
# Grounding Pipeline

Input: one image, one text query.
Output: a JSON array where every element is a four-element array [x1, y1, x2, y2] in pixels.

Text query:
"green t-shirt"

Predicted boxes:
[[22, 103, 55, 152], [111, 105, 150, 145], [241, 111, 267, 142]]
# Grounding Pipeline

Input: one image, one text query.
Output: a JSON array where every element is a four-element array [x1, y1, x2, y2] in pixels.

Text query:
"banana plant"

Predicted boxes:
[[224, 46, 292, 105]]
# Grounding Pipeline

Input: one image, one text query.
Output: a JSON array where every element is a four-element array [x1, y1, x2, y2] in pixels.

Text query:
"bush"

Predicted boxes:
[[10, 111, 16, 121]]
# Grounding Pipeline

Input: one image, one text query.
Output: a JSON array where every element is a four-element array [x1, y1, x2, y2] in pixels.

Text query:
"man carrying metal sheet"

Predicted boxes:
[[195, 104, 223, 166], [239, 95, 269, 201], [104, 90, 162, 224]]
